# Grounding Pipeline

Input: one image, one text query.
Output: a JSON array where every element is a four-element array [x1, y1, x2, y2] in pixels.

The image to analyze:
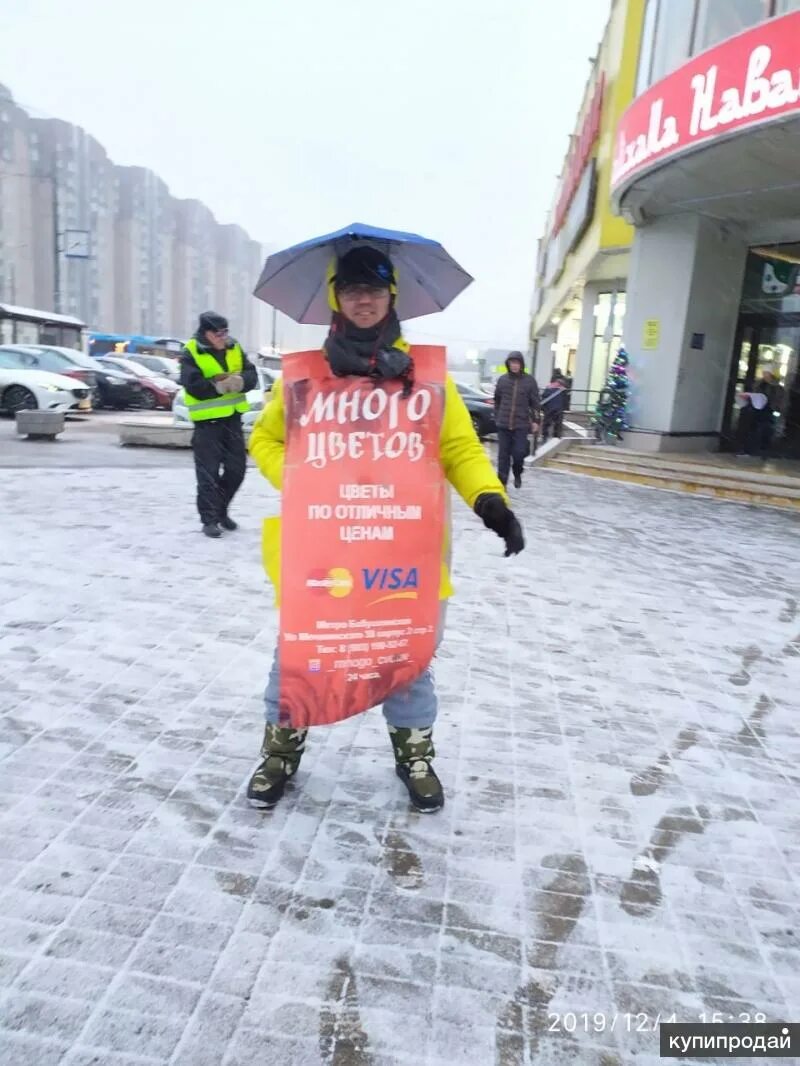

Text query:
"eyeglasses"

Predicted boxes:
[[337, 284, 389, 300], [210, 328, 229, 337]]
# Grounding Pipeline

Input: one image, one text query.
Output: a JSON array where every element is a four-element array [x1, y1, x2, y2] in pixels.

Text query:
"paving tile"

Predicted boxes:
[[16, 957, 114, 1001], [169, 993, 246, 1066], [1, 991, 93, 1041], [104, 970, 202, 1017], [79, 1006, 186, 1059], [0, 1033, 70, 1066]]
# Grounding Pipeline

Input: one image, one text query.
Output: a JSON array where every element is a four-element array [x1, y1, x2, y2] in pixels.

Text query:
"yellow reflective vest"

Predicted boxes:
[[183, 339, 250, 422]]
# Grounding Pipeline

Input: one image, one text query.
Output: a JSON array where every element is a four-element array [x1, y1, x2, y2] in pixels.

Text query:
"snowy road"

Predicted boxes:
[[1, 463, 799, 1065]]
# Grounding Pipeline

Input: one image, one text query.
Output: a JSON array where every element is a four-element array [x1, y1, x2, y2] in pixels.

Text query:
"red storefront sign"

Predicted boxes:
[[552, 73, 605, 236], [612, 11, 800, 194]]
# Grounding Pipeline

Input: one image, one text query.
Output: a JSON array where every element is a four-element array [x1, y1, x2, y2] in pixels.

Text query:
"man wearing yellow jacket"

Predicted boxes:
[[247, 246, 524, 812]]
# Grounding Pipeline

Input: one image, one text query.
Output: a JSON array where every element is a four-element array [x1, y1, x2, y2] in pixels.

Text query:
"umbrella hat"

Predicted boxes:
[[253, 223, 473, 325]]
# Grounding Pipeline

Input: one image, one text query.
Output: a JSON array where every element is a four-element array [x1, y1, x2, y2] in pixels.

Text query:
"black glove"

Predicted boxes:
[[474, 493, 525, 557]]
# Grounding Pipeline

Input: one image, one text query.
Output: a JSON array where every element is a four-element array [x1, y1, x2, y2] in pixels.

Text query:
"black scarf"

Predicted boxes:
[[324, 310, 414, 397]]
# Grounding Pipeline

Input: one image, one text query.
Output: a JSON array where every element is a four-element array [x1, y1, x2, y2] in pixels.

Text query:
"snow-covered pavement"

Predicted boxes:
[[1, 462, 799, 1066]]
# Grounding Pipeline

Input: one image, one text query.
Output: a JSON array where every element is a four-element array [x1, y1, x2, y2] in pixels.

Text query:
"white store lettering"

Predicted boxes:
[[613, 97, 679, 182], [613, 42, 800, 186], [690, 46, 800, 136]]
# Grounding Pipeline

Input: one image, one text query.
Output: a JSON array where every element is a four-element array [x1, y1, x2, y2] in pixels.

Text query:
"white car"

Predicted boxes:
[[0, 355, 92, 414], [125, 353, 181, 381], [172, 367, 277, 428]]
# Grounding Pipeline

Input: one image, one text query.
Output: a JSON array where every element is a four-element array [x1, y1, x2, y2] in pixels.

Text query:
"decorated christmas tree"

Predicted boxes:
[[592, 346, 629, 442]]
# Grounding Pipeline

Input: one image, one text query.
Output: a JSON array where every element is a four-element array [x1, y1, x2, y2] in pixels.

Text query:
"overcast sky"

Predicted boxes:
[[0, 0, 607, 356]]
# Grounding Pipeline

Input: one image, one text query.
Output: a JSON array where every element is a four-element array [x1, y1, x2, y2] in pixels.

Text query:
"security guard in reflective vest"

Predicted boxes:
[[180, 311, 258, 538]]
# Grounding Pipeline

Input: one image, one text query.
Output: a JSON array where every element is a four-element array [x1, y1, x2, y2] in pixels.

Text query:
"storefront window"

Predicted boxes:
[[740, 246, 800, 314], [635, 0, 660, 95], [723, 246, 800, 456], [650, 0, 695, 85], [14, 321, 39, 344], [693, 0, 771, 54], [589, 292, 626, 407], [635, 0, 788, 93]]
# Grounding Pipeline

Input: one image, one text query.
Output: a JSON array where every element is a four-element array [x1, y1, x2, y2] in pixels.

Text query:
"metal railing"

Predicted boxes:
[[540, 388, 602, 415]]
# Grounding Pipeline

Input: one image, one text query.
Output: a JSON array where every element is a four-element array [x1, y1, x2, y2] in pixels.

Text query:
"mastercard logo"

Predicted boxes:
[[305, 567, 354, 598]]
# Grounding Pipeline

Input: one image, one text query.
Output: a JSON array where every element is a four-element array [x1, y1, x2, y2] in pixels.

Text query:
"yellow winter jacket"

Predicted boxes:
[[249, 375, 508, 601]]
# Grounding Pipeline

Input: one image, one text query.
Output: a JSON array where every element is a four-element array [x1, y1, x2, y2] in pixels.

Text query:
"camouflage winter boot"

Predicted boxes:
[[247, 724, 308, 809], [388, 725, 444, 813]]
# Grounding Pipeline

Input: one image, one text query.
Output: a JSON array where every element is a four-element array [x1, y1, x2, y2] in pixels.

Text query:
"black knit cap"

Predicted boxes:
[[335, 246, 394, 289], [198, 311, 228, 333]]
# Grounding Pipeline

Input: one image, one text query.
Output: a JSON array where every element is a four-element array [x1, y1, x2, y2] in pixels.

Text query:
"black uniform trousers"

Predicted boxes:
[[541, 410, 564, 441], [192, 414, 247, 525]]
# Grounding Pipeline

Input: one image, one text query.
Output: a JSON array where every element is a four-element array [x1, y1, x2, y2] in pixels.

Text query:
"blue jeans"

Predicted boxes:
[[263, 648, 438, 728]]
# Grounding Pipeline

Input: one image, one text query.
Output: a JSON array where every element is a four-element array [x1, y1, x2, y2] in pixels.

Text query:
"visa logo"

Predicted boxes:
[[362, 567, 419, 591]]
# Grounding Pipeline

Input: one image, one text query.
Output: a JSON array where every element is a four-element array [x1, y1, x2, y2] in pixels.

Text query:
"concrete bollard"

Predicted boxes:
[[15, 411, 66, 440]]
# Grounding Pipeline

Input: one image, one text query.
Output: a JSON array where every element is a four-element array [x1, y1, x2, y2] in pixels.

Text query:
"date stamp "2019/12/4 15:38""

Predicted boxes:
[[547, 1011, 769, 1034]]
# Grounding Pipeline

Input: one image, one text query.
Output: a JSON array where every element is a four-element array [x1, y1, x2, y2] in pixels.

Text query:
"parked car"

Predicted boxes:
[[99, 356, 179, 410], [1, 343, 98, 392], [89, 364, 144, 410], [261, 367, 281, 391], [172, 367, 275, 428], [10, 345, 143, 410], [0, 351, 92, 413], [123, 353, 180, 381], [456, 382, 497, 438]]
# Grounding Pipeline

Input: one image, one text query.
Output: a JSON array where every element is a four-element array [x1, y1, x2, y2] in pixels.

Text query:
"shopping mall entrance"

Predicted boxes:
[[721, 249, 800, 458], [723, 316, 800, 457]]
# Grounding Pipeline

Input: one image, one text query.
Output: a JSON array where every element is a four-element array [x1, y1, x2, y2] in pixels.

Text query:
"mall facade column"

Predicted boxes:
[[573, 281, 606, 405], [532, 327, 556, 385], [623, 213, 748, 452]]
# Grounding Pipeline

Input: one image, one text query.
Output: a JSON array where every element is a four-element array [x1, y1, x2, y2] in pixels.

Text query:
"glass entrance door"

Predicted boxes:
[[723, 317, 800, 457]]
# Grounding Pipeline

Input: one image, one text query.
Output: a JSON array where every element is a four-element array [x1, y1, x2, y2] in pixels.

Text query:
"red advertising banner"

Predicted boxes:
[[278, 347, 446, 729], [552, 73, 605, 236], [612, 11, 800, 195]]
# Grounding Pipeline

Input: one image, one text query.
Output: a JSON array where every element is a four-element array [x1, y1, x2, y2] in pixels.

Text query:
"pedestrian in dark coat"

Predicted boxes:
[[541, 374, 569, 441], [736, 372, 784, 458], [493, 352, 540, 488]]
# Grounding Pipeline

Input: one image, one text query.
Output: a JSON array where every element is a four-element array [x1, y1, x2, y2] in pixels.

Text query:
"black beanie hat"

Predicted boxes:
[[198, 311, 228, 333], [334, 246, 395, 289]]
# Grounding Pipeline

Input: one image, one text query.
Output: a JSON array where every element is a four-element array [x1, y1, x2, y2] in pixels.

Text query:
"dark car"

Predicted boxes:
[[456, 382, 497, 438], [90, 364, 144, 410], [99, 356, 179, 410], [15, 345, 144, 410]]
